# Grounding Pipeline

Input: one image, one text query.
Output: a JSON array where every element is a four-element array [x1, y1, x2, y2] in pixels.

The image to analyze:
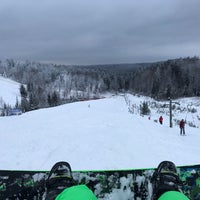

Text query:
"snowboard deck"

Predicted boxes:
[[0, 164, 200, 200]]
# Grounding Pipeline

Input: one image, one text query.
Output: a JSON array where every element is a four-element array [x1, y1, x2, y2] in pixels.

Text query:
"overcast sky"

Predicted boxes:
[[0, 0, 200, 65]]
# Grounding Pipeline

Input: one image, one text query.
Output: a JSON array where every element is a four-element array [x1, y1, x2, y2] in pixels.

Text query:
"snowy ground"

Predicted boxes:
[[0, 76, 200, 171], [0, 76, 21, 107]]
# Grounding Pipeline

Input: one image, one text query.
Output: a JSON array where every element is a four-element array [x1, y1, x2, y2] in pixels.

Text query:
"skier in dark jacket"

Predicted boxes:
[[179, 119, 185, 135]]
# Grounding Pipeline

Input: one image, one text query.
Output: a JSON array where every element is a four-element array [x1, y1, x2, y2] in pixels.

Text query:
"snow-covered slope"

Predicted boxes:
[[0, 93, 200, 171], [0, 76, 21, 106], [0, 77, 200, 171]]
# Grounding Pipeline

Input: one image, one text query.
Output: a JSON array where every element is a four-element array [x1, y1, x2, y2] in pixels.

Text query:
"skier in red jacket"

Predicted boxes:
[[159, 116, 163, 125], [179, 119, 185, 135]]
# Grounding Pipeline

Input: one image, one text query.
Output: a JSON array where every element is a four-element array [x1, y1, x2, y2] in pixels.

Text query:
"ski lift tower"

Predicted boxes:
[[168, 97, 180, 128]]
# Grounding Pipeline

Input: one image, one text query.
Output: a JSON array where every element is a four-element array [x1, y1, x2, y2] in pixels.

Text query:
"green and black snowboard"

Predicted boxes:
[[0, 161, 199, 200]]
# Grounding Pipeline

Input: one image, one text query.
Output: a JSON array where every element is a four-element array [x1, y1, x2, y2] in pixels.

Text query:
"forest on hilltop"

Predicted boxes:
[[0, 57, 200, 112]]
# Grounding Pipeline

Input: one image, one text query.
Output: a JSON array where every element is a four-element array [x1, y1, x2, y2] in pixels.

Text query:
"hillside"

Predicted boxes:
[[0, 76, 21, 107], [0, 79, 200, 171]]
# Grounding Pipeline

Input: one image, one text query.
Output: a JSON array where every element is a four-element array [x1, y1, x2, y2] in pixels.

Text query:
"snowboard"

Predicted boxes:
[[0, 162, 200, 200]]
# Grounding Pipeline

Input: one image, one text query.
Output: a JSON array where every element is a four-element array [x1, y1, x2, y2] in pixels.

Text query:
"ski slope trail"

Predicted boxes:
[[0, 76, 21, 106], [0, 95, 199, 171]]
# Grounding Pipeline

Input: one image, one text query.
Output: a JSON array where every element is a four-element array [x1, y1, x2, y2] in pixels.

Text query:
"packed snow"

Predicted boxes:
[[0, 76, 200, 171]]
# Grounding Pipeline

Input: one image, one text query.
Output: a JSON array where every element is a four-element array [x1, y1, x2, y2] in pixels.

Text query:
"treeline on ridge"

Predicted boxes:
[[0, 56, 199, 112]]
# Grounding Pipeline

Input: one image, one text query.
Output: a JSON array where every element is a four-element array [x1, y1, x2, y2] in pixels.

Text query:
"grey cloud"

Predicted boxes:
[[0, 0, 200, 64]]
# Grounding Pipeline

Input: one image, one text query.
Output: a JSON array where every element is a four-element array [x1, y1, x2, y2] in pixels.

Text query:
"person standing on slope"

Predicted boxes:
[[159, 116, 163, 125], [179, 119, 185, 135]]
